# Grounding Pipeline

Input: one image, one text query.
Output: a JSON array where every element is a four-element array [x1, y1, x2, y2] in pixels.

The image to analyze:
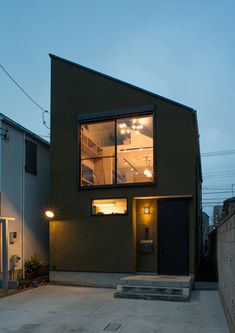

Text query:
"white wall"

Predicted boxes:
[[1, 124, 24, 273], [0, 119, 50, 277], [24, 134, 49, 263]]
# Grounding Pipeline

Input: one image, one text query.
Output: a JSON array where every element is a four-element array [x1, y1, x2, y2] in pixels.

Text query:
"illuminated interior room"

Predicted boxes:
[[80, 114, 153, 186], [92, 198, 127, 215]]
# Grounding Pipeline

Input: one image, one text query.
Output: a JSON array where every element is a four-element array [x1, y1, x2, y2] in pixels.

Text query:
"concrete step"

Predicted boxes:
[[114, 291, 190, 302], [120, 275, 192, 288], [114, 275, 192, 302], [120, 285, 187, 296]]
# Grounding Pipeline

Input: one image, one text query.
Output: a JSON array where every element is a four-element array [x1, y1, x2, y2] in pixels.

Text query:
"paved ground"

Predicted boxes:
[[0, 285, 229, 333]]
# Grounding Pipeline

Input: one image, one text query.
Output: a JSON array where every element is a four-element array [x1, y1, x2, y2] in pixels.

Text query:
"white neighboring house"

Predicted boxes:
[[0, 113, 50, 279]]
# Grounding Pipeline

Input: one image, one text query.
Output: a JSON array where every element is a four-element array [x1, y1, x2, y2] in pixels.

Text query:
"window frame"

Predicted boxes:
[[91, 197, 128, 216], [78, 104, 156, 189], [25, 139, 37, 176]]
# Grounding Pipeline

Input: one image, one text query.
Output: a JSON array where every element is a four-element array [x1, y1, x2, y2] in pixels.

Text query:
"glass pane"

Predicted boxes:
[[92, 198, 127, 215], [81, 157, 115, 186], [80, 121, 115, 159], [117, 114, 154, 183]]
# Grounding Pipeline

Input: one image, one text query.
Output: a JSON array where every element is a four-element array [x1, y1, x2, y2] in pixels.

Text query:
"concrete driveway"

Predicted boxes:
[[0, 285, 229, 333]]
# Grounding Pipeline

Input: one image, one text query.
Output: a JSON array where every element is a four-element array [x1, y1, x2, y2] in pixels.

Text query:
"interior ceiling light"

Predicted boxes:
[[123, 158, 138, 174], [120, 119, 143, 135], [120, 122, 130, 135], [144, 157, 152, 177], [144, 168, 149, 176], [132, 119, 143, 134]]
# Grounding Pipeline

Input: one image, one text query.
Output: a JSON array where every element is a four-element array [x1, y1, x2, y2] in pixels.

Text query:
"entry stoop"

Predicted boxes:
[[114, 275, 193, 302]]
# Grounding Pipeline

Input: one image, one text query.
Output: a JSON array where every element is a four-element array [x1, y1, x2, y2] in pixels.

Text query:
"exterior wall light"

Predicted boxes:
[[144, 207, 150, 214], [45, 210, 55, 218]]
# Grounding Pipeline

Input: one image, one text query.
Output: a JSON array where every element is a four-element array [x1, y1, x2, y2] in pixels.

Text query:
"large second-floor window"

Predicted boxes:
[[80, 113, 154, 187]]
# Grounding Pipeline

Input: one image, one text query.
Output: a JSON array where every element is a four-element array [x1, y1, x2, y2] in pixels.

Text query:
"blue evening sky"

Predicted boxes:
[[1, 0, 235, 220]]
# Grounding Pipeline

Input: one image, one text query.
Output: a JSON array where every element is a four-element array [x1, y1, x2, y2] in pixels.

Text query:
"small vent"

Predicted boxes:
[[104, 323, 121, 331]]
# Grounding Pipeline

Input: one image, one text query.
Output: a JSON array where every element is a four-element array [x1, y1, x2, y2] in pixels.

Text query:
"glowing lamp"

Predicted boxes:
[[144, 207, 150, 214], [45, 210, 54, 218]]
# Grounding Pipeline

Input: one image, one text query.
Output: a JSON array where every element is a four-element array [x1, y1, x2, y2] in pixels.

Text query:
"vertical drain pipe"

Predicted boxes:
[[0, 117, 2, 275], [22, 132, 25, 278]]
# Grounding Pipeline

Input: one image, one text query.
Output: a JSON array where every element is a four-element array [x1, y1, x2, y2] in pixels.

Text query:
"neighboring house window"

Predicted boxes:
[[92, 198, 127, 215], [80, 113, 154, 187], [25, 140, 37, 175]]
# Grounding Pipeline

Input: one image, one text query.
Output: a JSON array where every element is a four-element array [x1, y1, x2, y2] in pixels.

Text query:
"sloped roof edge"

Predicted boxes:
[[0, 113, 50, 146], [192, 110, 203, 182], [49, 53, 194, 112]]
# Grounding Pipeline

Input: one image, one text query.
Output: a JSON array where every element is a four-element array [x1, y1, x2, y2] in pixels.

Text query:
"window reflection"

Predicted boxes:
[[81, 157, 115, 186], [117, 115, 153, 183], [80, 114, 154, 186], [80, 121, 115, 186]]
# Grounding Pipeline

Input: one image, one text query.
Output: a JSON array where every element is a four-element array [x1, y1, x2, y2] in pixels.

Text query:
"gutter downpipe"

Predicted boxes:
[[0, 116, 2, 274], [0, 116, 2, 193], [22, 132, 25, 278]]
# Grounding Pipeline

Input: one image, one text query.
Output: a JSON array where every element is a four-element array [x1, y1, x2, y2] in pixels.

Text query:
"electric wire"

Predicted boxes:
[[202, 191, 232, 194], [0, 63, 50, 129], [201, 149, 235, 157]]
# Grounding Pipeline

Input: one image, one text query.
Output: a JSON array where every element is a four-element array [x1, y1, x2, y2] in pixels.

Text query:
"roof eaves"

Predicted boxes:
[[0, 113, 50, 146], [49, 53, 194, 112], [192, 110, 203, 182]]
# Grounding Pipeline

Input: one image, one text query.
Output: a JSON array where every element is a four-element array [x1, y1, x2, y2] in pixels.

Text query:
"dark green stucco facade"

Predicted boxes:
[[49, 54, 202, 276]]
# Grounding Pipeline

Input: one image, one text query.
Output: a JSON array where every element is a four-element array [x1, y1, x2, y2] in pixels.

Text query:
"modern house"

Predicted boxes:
[[49, 54, 202, 284], [0, 114, 50, 280]]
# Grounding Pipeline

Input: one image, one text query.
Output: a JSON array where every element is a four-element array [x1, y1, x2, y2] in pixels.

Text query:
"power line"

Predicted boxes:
[[203, 174, 235, 179], [201, 149, 235, 157], [0, 63, 50, 129], [202, 191, 232, 194], [203, 169, 235, 175], [202, 204, 223, 207], [202, 186, 233, 190], [202, 197, 228, 202]]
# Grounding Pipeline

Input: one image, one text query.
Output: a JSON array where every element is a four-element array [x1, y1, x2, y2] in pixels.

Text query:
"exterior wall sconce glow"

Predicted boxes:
[[144, 207, 150, 214], [45, 210, 55, 218]]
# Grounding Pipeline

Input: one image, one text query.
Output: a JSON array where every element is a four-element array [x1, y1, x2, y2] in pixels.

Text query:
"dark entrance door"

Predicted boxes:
[[158, 199, 189, 275]]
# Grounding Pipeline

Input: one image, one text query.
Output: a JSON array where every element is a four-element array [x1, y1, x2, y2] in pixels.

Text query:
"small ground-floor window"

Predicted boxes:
[[92, 198, 127, 215]]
